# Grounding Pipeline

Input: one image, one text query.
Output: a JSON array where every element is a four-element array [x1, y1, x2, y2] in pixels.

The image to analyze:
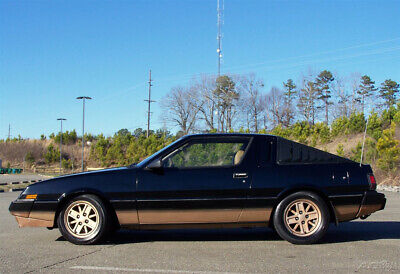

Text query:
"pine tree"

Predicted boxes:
[[297, 80, 318, 125], [379, 79, 399, 108], [357, 75, 377, 114], [315, 70, 334, 125], [282, 79, 297, 127]]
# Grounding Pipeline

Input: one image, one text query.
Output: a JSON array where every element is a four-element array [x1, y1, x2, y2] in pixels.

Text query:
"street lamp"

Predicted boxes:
[[57, 118, 66, 175], [76, 96, 92, 172]]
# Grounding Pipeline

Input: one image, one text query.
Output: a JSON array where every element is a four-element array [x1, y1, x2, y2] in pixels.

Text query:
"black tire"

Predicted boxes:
[[57, 194, 110, 245], [273, 191, 330, 244]]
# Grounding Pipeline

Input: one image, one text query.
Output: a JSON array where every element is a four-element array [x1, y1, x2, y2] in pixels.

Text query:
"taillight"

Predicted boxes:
[[368, 174, 377, 190]]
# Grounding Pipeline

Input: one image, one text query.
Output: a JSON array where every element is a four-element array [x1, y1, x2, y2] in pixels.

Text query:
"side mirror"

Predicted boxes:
[[146, 158, 163, 170]]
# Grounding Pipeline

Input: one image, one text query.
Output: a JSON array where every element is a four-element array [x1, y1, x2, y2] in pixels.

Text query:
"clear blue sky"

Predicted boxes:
[[1, 0, 399, 139]]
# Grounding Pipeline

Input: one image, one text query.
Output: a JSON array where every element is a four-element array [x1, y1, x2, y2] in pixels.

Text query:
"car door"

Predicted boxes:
[[136, 136, 253, 225]]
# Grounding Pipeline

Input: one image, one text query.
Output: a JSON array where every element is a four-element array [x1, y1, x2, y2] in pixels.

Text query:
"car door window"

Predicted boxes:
[[163, 140, 249, 168]]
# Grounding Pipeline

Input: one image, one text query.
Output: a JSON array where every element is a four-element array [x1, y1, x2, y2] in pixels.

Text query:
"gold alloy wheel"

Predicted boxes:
[[64, 201, 100, 238], [284, 199, 322, 237]]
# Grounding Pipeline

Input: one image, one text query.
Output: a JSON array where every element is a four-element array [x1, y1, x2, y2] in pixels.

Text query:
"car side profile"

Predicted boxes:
[[9, 134, 386, 245]]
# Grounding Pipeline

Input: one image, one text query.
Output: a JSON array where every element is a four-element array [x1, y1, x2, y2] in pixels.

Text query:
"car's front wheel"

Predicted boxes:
[[58, 194, 109, 245], [273, 191, 330, 244]]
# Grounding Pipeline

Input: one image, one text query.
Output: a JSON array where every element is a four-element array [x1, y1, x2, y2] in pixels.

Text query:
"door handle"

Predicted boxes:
[[233, 173, 248, 179]]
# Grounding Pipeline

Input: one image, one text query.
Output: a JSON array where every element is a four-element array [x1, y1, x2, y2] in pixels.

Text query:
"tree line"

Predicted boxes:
[[162, 71, 399, 134], [1, 70, 399, 178]]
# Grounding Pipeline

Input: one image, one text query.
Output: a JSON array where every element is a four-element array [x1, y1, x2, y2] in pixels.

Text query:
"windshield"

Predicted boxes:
[[135, 137, 184, 168]]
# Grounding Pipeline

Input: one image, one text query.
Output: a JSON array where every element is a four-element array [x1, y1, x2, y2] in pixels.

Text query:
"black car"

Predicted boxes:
[[9, 134, 386, 245]]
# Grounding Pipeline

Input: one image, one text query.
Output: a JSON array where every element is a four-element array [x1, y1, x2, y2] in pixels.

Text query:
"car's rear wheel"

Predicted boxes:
[[273, 191, 330, 244], [58, 194, 109, 245]]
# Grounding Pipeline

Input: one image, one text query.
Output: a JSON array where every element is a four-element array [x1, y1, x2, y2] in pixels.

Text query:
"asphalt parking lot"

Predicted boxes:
[[0, 174, 51, 184], [1, 191, 399, 274]]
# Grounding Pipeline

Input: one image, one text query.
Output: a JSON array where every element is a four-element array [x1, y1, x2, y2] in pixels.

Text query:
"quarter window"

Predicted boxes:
[[163, 140, 249, 168]]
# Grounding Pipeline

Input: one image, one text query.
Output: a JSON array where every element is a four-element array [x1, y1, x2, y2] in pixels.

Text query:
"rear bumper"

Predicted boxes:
[[356, 191, 386, 218]]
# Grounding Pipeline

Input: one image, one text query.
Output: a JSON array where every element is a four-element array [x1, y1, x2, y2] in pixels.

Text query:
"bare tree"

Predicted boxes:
[[265, 87, 285, 128], [332, 76, 351, 119], [349, 72, 361, 114], [214, 75, 239, 132], [297, 78, 318, 125], [191, 75, 217, 131], [162, 86, 199, 134], [238, 73, 265, 132]]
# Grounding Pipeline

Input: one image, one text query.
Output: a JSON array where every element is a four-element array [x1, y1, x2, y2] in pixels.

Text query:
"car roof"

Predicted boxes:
[[183, 133, 275, 138]]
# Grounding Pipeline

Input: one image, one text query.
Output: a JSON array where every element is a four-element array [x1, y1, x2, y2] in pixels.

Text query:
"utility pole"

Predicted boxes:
[[217, 0, 223, 76], [144, 70, 155, 138], [8, 124, 10, 140], [76, 96, 92, 172], [57, 118, 66, 174]]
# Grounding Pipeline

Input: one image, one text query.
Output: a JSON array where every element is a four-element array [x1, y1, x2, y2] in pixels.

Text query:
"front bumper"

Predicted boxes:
[[356, 191, 386, 218], [9, 199, 54, 228]]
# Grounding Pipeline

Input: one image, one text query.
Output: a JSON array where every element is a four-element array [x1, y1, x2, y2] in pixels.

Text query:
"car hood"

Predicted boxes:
[[49, 166, 130, 180], [21, 166, 137, 197]]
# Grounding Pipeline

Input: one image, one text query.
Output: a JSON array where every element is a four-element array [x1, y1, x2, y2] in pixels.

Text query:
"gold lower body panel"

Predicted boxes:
[[116, 207, 272, 228], [356, 204, 383, 218], [11, 211, 55, 227], [334, 205, 360, 222], [15, 216, 53, 228]]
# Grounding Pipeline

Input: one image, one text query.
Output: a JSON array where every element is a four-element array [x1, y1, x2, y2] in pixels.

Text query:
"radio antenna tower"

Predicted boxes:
[[217, 0, 223, 76], [145, 70, 155, 138]]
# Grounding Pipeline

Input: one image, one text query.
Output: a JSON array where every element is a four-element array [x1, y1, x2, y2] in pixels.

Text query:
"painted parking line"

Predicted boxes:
[[70, 266, 241, 274]]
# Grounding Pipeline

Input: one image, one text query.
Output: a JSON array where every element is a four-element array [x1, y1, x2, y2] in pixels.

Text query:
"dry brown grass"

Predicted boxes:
[[0, 139, 49, 167], [0, 139, 98, 170], [316, 133, 364, 157]]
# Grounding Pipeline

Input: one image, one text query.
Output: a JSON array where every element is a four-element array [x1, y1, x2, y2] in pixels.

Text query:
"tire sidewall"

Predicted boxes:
[[273, 191, 330, 244], [58, 194, 108, 245]]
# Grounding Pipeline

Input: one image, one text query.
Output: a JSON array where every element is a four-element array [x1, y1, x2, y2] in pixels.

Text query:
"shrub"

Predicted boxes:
[[348, 112, 366, 133], [365, 138, 378, 163], [376, 123, 400, 173], [350, 142, 362, 162], [270, 124, 291, 139], [312, 122, 331, 144], [367, 111, 383, 140], [52, 130, 78, 145], [290, 121, 311, 144], [336, 144, 344, 157], [25, 152, 35, 166], [62, 159, 73, 170], [381, 106, 397, 128], [90, 134, 111, 166], [331, 116, 349, 137], [393, 110, 400, 125], [44, 144, 59, 164]]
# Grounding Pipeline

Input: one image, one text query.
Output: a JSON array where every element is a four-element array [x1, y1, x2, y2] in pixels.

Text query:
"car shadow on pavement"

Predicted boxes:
[[56, 221, 400, 245], [321, 221, 400, 244]]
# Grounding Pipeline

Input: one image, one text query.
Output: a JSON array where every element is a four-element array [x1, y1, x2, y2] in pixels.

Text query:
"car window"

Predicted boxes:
[[163, 140, 249, 168]]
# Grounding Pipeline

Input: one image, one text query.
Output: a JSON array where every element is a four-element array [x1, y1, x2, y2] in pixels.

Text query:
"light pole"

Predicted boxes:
[[76, 96, 92, 172], [57, 118, 66, 175]]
